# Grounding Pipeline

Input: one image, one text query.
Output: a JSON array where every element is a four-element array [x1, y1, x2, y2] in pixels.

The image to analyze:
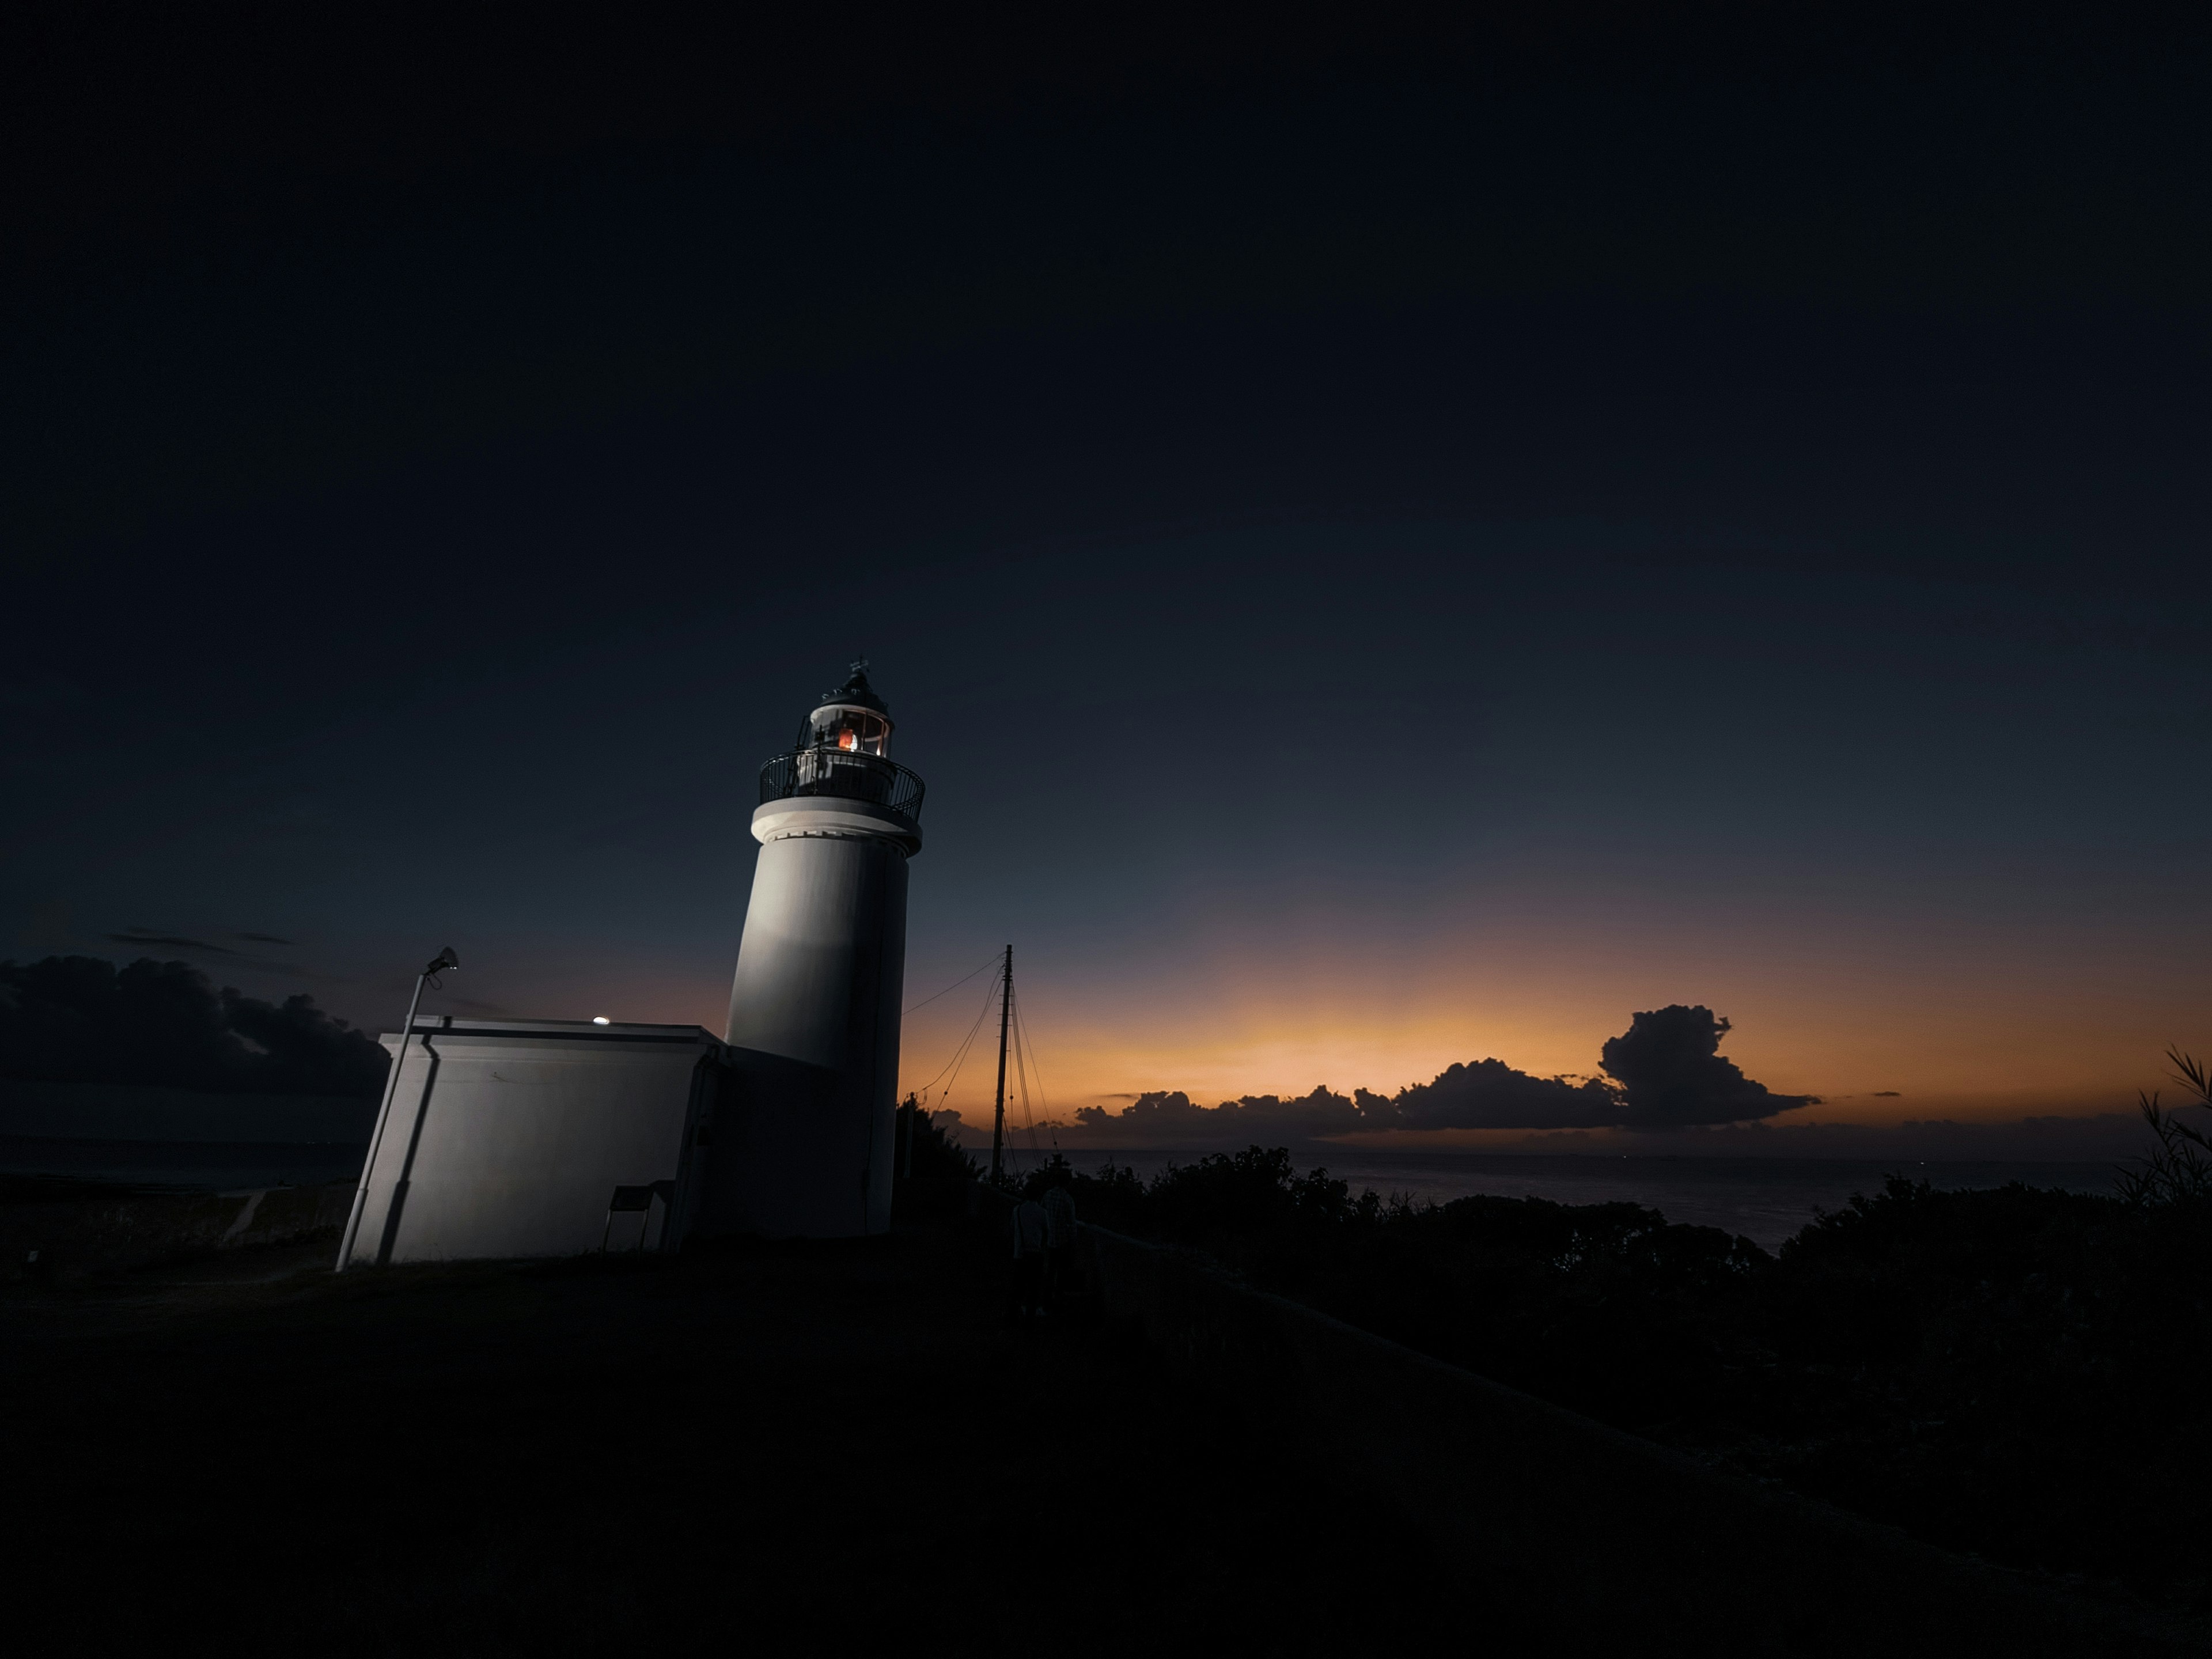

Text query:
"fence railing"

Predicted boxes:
[[757, 749, 926, 821]]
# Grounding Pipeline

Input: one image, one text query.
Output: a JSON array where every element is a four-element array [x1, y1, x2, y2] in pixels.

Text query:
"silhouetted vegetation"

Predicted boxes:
[[0, 956, 387, 1096], [903, 1101, 980, 1183], [2113, 1046, 2212, 1208], [891, 1100, 980, 1225], [1019, 1090, 2212, 1609]]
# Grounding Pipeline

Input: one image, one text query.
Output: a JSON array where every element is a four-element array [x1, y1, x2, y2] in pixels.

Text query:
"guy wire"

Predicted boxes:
[[912, 976, 999, 1111], [903, 950, 1006, 1017]]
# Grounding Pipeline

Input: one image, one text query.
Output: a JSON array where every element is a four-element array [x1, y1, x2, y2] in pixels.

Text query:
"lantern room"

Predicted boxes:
[[799, 661, 894, 757]]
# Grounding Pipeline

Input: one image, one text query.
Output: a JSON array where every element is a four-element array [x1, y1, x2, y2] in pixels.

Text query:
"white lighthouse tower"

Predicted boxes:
[[699, 662, 923, 1239]]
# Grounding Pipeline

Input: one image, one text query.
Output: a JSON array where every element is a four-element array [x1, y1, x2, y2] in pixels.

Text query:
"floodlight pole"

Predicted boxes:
[[335, 949, 456, 1272]]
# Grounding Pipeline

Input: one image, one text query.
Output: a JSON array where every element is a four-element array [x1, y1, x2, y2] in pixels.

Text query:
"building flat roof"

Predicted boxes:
[[388, 1015, 720, 1044]]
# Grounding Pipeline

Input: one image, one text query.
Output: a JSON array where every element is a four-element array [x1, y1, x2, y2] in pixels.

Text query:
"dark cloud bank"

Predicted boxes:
[[1071, 1006, 1817, 1145], [0, 956, 388, 1099]]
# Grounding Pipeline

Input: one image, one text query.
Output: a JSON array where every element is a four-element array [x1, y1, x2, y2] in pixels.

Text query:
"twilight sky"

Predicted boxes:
[[5, 3, 2210, 1150]]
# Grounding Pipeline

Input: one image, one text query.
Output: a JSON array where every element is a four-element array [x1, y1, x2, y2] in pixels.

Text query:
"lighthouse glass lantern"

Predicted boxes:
[[792, 662, 896, 801], [805, 702, 891, 757]]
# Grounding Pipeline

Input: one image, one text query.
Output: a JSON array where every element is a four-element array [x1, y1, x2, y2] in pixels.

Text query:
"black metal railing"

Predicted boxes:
[[757, 749, 926, 821]]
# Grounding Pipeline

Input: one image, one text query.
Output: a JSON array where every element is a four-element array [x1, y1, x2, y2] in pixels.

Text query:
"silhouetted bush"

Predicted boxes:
[[897, 1099, 981, 1185], [2114, 1047, 2212, 1209], [1013, 1151, 1146, 1230], [1044, 1138, 2212, 1608]]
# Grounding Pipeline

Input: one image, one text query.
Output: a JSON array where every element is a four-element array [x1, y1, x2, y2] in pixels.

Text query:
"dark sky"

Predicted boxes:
[[5, 2, 2210, 1140]]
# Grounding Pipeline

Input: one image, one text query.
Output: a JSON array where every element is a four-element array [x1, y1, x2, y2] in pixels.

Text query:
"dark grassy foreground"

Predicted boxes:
[[1017, 1146, 2212, 1619], [1, 1184, 2200, 1656], [0, 1214, 1487, 1657]]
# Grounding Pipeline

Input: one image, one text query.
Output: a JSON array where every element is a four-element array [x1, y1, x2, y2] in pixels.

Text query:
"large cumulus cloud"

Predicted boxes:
[[1065, 1003, 1814, 1141], [0, 956, 388, 1097], [1598, 1003, 1817, 1127]]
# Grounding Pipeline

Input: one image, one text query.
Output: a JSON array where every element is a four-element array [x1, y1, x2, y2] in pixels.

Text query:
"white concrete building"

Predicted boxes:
[[343, 1018, 725, 1266]]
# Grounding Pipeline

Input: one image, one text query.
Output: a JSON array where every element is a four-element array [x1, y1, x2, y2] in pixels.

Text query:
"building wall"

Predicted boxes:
[[714, 830, 909, 1238], [349, 1028, 714, 1265]]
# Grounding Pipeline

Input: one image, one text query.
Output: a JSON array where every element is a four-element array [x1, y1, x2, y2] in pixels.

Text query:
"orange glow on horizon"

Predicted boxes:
[[495, 910, 2206, 1139], [891, 922, 2202, 1133]]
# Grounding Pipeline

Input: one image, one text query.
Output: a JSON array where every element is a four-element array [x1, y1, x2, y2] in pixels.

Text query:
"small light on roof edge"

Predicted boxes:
[[592, 1016, 611, 1025]]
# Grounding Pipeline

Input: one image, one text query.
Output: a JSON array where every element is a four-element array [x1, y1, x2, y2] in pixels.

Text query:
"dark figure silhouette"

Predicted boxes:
[[1042, 1181, 1077, 1302], [1007, 1198, 1049, 1323]]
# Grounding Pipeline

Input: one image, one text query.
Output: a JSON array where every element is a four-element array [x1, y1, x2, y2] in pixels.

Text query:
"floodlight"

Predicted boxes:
[[338, 942, 464, 1273], [592, 1016, 611, 1025]]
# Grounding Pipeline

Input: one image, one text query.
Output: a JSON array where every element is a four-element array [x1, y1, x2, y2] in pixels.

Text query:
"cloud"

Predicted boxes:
[[108, 930, 238, 954], [1215, 1086, 1376, 1137], [1394, 1059, 1623, 1130], [0, 955, 388, 1097], [233, 932, 295, 946], [1063, 1004, 1815, 1142], [1599, 1005, 1817, 1127], [1072, 1086, 1384, 1144], [1872, 1090, 1902, 1097], [1074, 1089, 1208, 1133], [1069, 1065, 1626, 1138], [1086, 1090, 1191, 1121]]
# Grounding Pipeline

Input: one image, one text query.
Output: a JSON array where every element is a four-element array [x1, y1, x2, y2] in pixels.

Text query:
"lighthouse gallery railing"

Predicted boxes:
[[758, 750, 926, 821]]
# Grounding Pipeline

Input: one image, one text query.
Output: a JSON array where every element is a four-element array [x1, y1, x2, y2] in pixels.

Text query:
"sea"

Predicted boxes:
[[0, 1135, 2125, 1253], [991, 1146, 2126, 1252]]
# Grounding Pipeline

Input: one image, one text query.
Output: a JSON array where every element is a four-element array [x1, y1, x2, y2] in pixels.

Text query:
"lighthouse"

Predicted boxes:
[[699, 662, 923, 1238]]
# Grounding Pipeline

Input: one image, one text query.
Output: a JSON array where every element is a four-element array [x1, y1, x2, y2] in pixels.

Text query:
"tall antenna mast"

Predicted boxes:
[[990, 944, 1012, 1184]]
